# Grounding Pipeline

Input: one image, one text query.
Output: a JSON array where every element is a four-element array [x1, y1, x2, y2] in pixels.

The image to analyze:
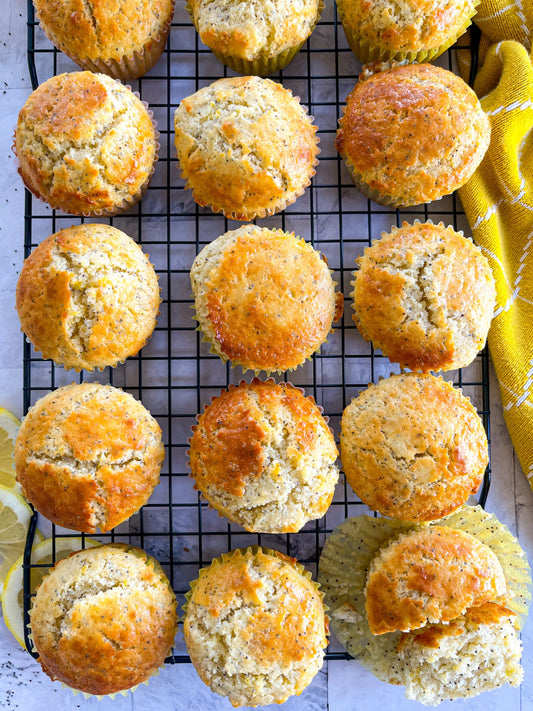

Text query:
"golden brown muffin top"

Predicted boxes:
[[174, 76, 319, 221], [340, 373, 488, 522], [184, 547, 328, 706], [365, 527, 509, 635], [15, 72, 156, 215], [336, 64, 490, 206], [33, 0, 174, 62], [15, 383, 164, 533], [16, 224, 160, 372], [340, 0, 477, 53], [188, 0, 321, 60], [352, 221, 496, 372], [31, 544, 177, 695], [191, 225, 342, 372], [189, 379, 338, 532]]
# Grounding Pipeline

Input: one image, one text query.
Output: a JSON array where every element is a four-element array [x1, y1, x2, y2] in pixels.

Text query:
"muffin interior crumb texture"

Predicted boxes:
[[184, 548, 327, 706], [190, 0, 320, 59], [31, 545, 176, 695], [395, 604, 523, 705], [189, 380, 339, 532]]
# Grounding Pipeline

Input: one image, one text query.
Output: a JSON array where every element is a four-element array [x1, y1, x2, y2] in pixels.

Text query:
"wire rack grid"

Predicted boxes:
[[22, 1, 489, 662]]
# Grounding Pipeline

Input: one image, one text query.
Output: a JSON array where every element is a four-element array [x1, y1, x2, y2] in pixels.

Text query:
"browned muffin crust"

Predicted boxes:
[[336, 64, 490, 206], [15, 72, 157, 215], [191, 225, 342, 372], [33, 0, 174, 64], [352, 221, 496, 372], [174, 76, 319, 221], [365, 527, 509, 635], [15, 383, 165, 533], [340, 373, 488, 522], [30, 544, 177, 695], [16, 224, 160, 371], [189, 379, 339, 532]]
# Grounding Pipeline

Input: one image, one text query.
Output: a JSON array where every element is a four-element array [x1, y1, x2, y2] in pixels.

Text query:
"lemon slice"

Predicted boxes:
[[2, 537, 100, 648], [0, 408, 21, 490], [0, 485, 35, 595]]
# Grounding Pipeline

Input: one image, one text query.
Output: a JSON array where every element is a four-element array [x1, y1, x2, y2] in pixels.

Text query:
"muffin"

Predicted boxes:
[[189, 379, 339, 532], [340, 372, 488, 522], [396, 604, 523, 705], [336, 0, 479, 64], [174, 76, 319, 220], [32, 0, 175, 80], [30, 544, 177, 695], [15, 72, 158, 216], [318, 506, 531, 704], [190, 225, 343, 373], [186, 0, 323, 75], [16, 224, 160, 371], [15, 383, 165, 533], [352, 221, 496, 372], [365, 527, 508, 635], [336, 63, 491, 207], [184, 546, 328, 706]]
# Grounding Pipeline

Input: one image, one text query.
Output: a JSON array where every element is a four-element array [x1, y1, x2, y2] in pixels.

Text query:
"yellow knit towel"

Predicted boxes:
[[457, 2, 533, 484]]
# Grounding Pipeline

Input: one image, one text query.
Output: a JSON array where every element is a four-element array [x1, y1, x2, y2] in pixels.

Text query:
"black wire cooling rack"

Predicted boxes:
[[22, 1, 489, 661]]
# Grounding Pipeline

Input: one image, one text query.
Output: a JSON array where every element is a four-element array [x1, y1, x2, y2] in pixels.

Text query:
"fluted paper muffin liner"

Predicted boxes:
[[336, 0, 479, 65], [28, 543, 178, 698], [34, 0, 175, 81], [186, 0, 324, 76], [318, 505, 531, 680]]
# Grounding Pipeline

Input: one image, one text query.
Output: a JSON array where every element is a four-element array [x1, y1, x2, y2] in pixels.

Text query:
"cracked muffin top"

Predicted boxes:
[[336, 63, 490, 207], [14, 72, 157, 215], [189, 379, 339, 533], [351, 221, 496, 372], [16, 224, 160, 372], [365, 527, 509, 635], [30, 544, 177, 695], [187, 0, 321, 61], [174, 76, 319, 220], [15, 383, 165, 533], [340, 372, 488, 522], [32, 0, 174, 76], [183, 546, 328, 706]]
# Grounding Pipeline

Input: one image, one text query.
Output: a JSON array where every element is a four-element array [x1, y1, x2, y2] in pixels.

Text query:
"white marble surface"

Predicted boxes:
[[2, 1, 533, 709]]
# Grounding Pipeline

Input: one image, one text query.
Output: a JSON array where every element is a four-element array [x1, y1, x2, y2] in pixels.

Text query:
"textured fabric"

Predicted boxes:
[[457, 3, 533, 483]]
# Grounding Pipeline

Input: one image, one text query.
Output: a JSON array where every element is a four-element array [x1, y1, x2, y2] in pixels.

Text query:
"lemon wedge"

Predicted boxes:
[[0, 485, 36, 596], [0, 408, 21, 490], [2, 536, 100, 647]]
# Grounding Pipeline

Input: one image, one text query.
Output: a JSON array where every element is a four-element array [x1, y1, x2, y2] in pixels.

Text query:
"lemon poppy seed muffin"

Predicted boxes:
[[184, 547, 328, 706], [189, 379, 339, 532], [395, 603, 523, 705], [30, 544, 177, 695], [174, 76, 319, 221], [365, 527, 509, 635], [352, 221, 496, 372], [191, 225, 343, 373], [15, 383, 165, 533], [336, 0, 479, 64], [15, 72, 157, 216], [336, 64, 490, 207], [340, 373, 488, 522], [16, 224, 160, 371], [32, 0, 175, 80], [186, 0, 323, 75]]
